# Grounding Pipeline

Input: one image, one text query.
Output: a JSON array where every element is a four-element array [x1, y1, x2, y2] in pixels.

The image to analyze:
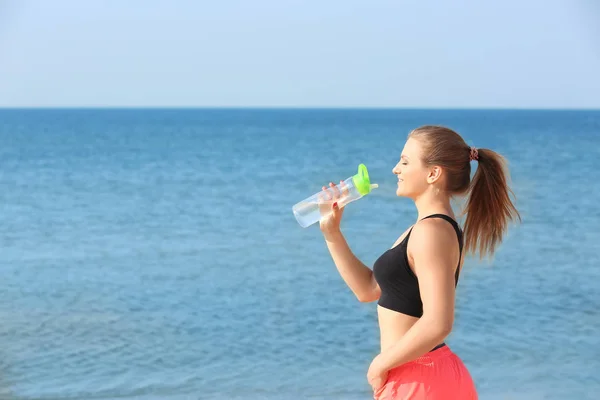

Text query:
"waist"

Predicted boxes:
[[378, 305, 419, 351], [377, 306, 447, 354], [429, 342, 446, 352], [384, 344, 458, 384], [388, 343, 453, 374], [408, 343, 452, 365]]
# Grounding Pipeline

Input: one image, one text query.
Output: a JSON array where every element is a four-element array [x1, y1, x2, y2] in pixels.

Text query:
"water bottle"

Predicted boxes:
[[292, 163, 378, 228]]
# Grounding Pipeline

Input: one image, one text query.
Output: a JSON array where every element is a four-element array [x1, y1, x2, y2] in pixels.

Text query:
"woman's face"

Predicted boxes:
[[392, 138, 432, 199]]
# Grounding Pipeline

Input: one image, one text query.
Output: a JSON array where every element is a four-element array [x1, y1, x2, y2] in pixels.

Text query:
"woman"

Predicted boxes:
[[319, 126, 520, 399]]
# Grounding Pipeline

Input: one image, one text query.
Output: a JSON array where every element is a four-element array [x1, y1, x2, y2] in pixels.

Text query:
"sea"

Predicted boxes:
[[0, 108, 599, 400]]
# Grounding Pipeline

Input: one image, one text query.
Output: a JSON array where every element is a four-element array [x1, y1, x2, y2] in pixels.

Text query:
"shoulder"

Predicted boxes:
[[407, 218, 460, 263]]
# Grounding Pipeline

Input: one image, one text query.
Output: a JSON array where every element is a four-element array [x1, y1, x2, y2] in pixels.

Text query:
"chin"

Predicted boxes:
[[396, 186, 416, 199]]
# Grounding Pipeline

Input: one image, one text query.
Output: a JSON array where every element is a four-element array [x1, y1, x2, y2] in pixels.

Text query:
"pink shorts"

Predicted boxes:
[[373, 345, 478, 400]]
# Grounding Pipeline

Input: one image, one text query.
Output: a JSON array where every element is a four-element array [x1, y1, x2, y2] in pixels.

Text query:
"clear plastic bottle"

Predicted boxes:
[[292, 163, 378, 228]]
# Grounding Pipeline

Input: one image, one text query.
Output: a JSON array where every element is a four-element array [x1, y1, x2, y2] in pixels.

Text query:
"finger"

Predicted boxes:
[[322, 185, 332, 201], [339, 180, 349, 198], [329, 182, 340, 199], [318, 187, 326, 202]]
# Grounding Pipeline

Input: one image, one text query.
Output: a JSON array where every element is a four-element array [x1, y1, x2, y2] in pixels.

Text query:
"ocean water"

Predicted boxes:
[[0, 108, 599, 400]]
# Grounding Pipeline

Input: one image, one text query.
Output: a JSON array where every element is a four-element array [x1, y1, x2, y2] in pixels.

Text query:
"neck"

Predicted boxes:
[[413, 190, 454, 222]]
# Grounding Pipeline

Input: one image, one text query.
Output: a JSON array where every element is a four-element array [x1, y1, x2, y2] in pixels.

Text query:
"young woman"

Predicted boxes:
[[319, 125, 520, 399]]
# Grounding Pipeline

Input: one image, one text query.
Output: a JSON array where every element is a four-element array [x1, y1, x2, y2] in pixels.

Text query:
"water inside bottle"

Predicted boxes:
[[292, 183, 379, 227], [293, 205, 323, 228]]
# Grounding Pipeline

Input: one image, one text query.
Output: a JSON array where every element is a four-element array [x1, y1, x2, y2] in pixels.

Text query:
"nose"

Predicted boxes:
[[392, 162, 401, 175]]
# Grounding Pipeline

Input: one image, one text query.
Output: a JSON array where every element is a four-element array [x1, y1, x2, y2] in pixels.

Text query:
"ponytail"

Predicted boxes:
[[408, 126, 521, 259], [463, 148, 521, 259]]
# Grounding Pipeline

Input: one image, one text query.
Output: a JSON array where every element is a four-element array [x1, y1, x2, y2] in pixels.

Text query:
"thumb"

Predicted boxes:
[[332, 202, 341, 215]]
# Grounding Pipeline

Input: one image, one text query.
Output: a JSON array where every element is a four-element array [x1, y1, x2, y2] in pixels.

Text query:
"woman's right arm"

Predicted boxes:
[[324, 229, 381, 302], [319, 181, 380, 302]]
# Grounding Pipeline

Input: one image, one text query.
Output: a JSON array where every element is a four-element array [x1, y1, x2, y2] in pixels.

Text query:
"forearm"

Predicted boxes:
[[324, 231, 376, 301], [378, 317, 451, 371]]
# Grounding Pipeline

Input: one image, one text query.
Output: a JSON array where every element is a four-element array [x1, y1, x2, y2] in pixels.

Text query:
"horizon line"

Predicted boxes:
[[0, 106, 599, 111]]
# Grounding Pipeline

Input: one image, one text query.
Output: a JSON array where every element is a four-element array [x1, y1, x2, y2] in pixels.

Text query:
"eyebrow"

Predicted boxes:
[[401, 155, 409, 160]]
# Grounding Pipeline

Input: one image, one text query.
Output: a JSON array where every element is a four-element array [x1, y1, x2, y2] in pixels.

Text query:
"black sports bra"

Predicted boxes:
[[373, 214, 464, 318]]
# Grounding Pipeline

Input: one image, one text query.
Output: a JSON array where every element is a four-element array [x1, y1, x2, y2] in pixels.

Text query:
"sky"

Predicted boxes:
[[0, 0, 599, 108]]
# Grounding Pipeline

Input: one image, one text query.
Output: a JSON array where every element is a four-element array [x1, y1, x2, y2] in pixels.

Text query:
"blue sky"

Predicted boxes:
[[0, 0, 598, 108]]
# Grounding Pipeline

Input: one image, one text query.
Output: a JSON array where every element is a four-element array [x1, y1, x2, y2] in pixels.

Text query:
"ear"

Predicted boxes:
[[427, 166, 442, 184]]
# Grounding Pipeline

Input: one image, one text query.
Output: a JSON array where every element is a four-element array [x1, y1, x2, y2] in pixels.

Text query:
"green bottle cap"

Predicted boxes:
[[352, 163, 373, 196]]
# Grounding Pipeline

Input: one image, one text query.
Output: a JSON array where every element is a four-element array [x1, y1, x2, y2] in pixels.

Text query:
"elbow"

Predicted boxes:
[[438, 322, 453, 337], [356, 290, 379, 303], [432, 323, 453, 341], [424, 315, 454, 338], [356, 276, 381, 303]]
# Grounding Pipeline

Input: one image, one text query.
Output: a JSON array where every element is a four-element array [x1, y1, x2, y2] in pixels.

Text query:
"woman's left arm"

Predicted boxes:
[[373, 219, 459, 372]]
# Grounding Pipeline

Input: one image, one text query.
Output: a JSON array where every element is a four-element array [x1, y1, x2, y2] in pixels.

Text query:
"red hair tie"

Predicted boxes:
[[469, 147, 479, 161]]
